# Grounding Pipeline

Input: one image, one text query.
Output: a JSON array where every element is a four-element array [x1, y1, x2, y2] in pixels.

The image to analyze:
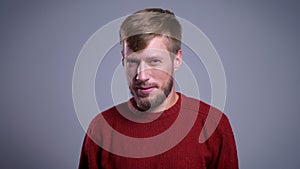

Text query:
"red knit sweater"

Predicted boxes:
[[79, 93, 238, 169]]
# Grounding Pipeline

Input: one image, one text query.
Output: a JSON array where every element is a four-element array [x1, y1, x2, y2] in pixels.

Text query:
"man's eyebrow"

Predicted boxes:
[[125, 57, 139, 62], [145, 56, 163, 61]]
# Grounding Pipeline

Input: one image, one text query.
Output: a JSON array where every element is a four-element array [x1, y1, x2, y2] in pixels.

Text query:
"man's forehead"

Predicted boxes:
[[124, 48, 170, 59], [123, 36, 169, 56]]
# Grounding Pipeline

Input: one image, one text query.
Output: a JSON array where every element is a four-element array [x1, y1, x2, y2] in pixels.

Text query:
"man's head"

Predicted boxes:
[[120, 8, 182, 112]]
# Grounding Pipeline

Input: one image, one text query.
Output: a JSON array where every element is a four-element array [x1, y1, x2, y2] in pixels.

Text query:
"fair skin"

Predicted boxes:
[[123, 36, 182, 113]]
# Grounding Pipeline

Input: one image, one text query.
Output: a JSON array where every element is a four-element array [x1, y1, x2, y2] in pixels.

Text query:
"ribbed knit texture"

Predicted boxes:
[[79, 93, 238, 169]]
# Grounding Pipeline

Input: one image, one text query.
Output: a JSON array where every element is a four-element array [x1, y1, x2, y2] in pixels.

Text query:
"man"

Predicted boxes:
[[79, 8, 238, 169]]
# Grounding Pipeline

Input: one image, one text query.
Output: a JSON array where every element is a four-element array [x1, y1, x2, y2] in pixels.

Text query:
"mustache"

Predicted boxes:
[[132, 82, 158, 89]]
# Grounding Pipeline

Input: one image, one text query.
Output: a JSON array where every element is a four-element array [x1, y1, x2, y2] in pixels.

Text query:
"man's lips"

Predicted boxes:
[[134, 85, 157, 96]]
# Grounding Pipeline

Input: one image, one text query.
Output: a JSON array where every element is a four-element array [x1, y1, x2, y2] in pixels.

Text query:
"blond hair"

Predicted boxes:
[[120, 8, 182, 55]]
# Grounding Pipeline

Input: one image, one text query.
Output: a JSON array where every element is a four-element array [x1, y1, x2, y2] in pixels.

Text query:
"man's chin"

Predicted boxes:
[[133, 99, 151, 111], [136, 94, 167, 111], [132, 93, 154, 110], [134, 95, 152, 104]]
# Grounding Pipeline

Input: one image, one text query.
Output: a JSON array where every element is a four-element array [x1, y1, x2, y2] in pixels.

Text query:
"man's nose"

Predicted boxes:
[[136, 62, 150, 81]]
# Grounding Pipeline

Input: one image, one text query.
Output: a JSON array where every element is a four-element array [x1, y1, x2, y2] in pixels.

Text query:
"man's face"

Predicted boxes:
[[123, 36, 177, 111]]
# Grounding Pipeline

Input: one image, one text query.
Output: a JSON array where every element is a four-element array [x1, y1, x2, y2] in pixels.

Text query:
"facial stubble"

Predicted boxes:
[[130, 75, 174, 112]]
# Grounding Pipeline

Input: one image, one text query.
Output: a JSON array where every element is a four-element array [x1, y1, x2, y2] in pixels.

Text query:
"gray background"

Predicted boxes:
[[1, 0, 299, 168]]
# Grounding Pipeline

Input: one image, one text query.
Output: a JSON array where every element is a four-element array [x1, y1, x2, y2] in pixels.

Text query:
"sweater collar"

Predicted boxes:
[[118, 92, 183, 123]]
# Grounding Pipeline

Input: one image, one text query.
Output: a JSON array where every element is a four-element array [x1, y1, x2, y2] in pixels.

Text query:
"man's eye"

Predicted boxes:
[[150, 59, 161, 65], [126, 60, 139, 65]]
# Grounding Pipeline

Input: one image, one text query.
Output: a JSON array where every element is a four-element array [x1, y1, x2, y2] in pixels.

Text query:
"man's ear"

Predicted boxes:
[[121, 51, 125, 66], [174, 50, 182, 70], [121, 40, 125, 66]]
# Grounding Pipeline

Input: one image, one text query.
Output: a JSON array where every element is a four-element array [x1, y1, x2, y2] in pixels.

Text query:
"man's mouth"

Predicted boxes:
[[134, 86, 157, 96]]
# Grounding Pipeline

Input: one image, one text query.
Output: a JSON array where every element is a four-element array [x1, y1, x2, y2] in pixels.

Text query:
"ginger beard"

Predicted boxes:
[[129, 71, 174, 112]]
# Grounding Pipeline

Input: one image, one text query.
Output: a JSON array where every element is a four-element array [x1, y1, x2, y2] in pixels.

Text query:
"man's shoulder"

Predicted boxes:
[[88, 101, 128, 128], [180, 93, 232, 141], [180, 93, 224, 119]]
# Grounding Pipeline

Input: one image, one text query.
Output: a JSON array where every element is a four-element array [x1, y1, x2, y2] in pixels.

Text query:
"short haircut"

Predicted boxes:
[[120, 8, 182, 56]]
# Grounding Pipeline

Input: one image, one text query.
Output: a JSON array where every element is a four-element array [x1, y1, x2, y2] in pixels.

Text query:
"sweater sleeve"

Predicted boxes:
[[210, 115, 239, 169], [78, 133, 103, 169], [78, 134, 88, 169]]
